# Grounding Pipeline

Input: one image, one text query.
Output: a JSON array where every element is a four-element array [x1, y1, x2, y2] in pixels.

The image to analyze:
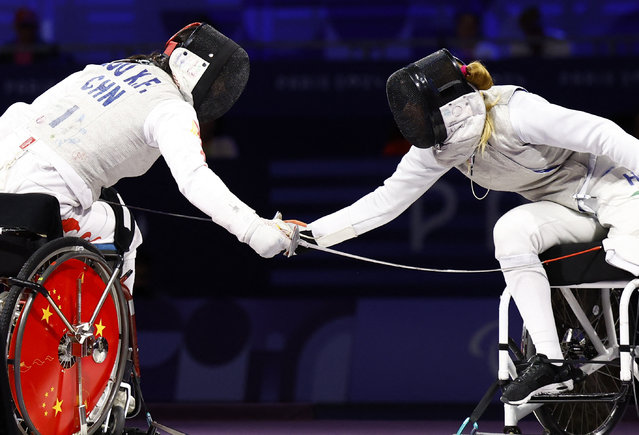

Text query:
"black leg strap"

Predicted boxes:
[[100, 187, 135, 254]]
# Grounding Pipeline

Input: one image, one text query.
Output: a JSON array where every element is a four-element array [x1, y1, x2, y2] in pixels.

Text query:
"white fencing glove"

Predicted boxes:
[[245, 217, 291, 258]]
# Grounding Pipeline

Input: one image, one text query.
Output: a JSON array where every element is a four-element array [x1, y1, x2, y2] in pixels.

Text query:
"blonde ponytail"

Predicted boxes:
[[464, 61, 493, 90], [462, 60, 496, 152]]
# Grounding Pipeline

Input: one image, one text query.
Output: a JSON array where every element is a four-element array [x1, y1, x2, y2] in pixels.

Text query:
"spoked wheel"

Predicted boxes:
[[0, 237, 129, 434], [522, 288, 635, 435]]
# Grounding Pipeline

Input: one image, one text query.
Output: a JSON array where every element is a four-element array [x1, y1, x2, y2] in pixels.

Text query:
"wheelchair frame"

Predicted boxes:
[[498, 278, 639, 434]]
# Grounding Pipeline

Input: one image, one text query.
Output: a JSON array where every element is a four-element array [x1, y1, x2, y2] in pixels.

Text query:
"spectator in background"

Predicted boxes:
[[450, 11, 500, 62], [0, 7, 61, 65], [510, 6, 571, 58]]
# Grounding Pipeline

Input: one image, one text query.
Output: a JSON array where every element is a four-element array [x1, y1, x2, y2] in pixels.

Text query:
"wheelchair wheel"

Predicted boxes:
[[0, 237, 129, 434], [522, 288, 634, 435]]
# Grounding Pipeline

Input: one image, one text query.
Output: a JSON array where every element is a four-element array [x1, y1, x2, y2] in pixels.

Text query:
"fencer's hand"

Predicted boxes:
[[272, 218, 298, 239], [246, 218, 291, 258], [281, 219, 317, 255]]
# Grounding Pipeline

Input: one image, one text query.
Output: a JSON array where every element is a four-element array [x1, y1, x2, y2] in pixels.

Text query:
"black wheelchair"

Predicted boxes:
[[0, 193, 174, 435], [497, 242, 639, 434]]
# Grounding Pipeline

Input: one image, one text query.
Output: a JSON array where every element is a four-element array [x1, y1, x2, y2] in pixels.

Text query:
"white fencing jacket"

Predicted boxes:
[[0, 60, 260, 244]]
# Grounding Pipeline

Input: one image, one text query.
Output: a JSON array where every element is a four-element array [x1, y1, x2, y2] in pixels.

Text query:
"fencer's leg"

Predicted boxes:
[[493, 201, 603, 363], [61, 200, 140, 291], [121, 225, 142, 292], [598, 198, 639, 276], [586, 164, 639, 275]]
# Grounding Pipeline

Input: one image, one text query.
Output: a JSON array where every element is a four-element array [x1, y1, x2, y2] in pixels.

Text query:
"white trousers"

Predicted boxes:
[[0, 150, 141, 291], [493, 165, 639, 362]]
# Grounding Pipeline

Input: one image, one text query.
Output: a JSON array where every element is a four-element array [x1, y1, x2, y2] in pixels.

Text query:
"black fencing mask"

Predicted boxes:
[[164, 22, 249, 122], [386, 49, 475, 149]]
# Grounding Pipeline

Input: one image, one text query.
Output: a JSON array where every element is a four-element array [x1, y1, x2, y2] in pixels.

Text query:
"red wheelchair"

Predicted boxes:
[[0, 193, 169, 435]]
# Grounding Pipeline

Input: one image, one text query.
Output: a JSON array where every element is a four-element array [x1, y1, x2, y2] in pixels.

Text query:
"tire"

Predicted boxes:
[[105, 405, 126, 435], [522, 288, 634, 435], [0, 237, 129, 434], [0, 291, 19, 435]]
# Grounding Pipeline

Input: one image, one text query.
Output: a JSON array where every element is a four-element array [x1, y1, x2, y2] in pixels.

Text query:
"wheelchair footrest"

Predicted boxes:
[[528, 382, 631, 403], [528, 387, 628, 403]]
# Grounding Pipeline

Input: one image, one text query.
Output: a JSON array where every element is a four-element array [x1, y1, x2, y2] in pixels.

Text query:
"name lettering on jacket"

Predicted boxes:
[[80, 61, 163, 106]]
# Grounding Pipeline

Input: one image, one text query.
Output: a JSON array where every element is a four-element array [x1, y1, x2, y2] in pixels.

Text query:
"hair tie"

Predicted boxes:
[[460, 65, 469, 76]]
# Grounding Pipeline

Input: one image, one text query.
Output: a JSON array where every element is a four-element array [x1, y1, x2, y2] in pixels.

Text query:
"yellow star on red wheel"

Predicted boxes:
[[41, 305, 53, 323], [95, 319, 106, 337]]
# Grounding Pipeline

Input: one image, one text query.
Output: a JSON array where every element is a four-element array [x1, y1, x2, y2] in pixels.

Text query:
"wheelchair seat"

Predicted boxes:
[[541, 241, 635, 286], [0, 193, 63, 277]]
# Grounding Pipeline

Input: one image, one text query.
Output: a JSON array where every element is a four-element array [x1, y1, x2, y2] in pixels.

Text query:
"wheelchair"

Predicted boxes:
[[498, 242, 639, 434], [0, 193, 158, 435]]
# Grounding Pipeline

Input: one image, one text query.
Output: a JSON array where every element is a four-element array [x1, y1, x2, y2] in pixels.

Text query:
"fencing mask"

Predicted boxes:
[[164, 22, 249, 122], [386, 48, 476, 149]]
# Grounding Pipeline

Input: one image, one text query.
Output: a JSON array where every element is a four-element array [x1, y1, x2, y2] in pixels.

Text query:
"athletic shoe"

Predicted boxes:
[[501, 354, 580, 405]]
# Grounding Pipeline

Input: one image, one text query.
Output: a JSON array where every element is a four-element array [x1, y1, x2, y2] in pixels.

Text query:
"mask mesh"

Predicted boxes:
[[386, 49, 474, 149], [386, 69, 431, 149], [179, 24, 250, 122], [196, 47, 249, 122]]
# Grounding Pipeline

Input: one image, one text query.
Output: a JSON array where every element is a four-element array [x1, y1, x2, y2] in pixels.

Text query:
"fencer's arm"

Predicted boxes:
[[144, 101, 260, 243], [509, 90, 639, 171], [308, 146, 449, 247]]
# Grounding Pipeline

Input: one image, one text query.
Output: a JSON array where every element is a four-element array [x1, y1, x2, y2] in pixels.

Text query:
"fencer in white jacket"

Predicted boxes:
[[304, 49, 639, 405], [0, 23, 291, 290]]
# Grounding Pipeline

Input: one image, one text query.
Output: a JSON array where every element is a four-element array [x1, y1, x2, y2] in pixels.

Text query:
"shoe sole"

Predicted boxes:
[[501, 379, 574, 406]]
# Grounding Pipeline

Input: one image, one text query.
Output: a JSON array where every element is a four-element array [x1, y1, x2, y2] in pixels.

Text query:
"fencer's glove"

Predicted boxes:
[[245, 218, 291, 258]]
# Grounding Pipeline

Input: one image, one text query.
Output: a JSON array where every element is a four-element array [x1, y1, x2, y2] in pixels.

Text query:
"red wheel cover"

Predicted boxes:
[[7, 259, 121, 434]]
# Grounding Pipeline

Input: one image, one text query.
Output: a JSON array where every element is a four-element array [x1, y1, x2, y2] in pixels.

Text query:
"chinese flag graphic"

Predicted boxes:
[[6, 259, 121, 433]]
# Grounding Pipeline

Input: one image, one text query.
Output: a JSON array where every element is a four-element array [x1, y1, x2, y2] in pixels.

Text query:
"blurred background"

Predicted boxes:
[[2, 0, 639, 422]]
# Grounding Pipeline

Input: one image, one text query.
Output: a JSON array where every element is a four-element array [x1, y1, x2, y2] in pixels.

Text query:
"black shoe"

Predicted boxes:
[[501, 354, 579, 405]]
